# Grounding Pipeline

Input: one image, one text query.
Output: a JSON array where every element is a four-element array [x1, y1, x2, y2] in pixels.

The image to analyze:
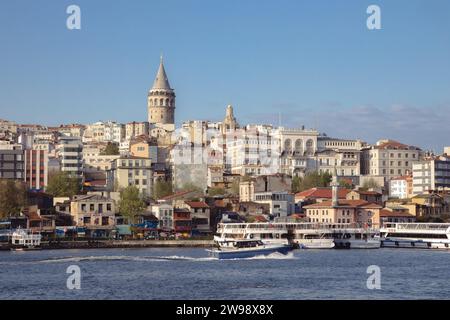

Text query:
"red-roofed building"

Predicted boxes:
[[346, 189, 383, 205], [304, 199, 383, 226], [379, 208, 415, 226], [295, 187, 351, 204]]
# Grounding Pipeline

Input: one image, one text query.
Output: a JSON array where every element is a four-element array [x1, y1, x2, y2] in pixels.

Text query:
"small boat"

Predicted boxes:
[[10, 228, 42, 251], [207, 239, 292, 259]]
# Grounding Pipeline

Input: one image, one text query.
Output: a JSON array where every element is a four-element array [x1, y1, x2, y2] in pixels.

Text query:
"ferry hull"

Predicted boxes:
[[296, 239, 335, 249], [207, 245, 291, 259], [334, 239, 381, 249], [381, 239, 450, 250]]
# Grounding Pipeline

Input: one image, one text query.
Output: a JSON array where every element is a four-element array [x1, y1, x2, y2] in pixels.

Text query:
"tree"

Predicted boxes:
[[295, 171, 332, 192], [180, 182, 203, 193], [46, 171, 81, 197], [100, 142, 119, 155], [292, 175, 301, 193], [361, 178, 380, 190], [153, 179, 173, 200], [339, 179, 353, 189], [118, 185, 146, 224], [0, 180, 27, 218], [208, 187, 226, 196]]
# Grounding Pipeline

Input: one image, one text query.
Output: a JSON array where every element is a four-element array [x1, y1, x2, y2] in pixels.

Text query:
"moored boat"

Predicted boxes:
[[380, 223, 450, 249], [10, 228, 42, 251]]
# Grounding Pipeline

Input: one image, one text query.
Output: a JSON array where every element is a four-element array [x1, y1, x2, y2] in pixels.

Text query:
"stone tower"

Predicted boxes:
[[147, 56, 175, 128], [221, 105, 239, 133]]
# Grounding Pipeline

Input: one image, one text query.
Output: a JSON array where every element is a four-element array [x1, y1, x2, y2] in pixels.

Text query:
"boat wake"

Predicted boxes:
[[35, 255, 217, 263]]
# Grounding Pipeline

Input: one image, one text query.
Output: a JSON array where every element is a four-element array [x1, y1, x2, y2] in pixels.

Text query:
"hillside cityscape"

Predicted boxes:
[[1, 58, 450, 240]]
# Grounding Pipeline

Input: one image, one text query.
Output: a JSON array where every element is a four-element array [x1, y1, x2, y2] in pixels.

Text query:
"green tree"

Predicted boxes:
[[292, 175, 301, 193], [0, 180, 27, 218], [46, 171, 81, 197], [361, 178, 380, 190], [118, 185, 146, 223], [296, 171, 332, 192], [100, 142, 119, 155], [208, 187, 226, 196], [153, 179, 173, 199]]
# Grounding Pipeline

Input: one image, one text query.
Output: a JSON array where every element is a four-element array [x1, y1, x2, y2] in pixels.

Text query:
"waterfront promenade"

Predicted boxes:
[[0, 239, 214, 250]]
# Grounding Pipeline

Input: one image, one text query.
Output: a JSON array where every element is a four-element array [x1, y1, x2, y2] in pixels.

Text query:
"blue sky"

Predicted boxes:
[[0, 0, 449, 152]]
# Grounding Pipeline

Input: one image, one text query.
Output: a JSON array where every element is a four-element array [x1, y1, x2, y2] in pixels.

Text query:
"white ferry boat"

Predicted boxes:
[[207, 239, 291, 259], [380, 223, 450, 249], [10, 228, 42, 250], [215, 222, 380, 249]]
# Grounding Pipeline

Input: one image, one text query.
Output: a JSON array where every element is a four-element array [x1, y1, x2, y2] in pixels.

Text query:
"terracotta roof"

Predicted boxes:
[[380, 209, 414, 218], [295, 187, 350, 199], [374, 140, 420, 150], [391, 175, 412, 181], [304, 200, 382, 209], [161, 190, 198, 200], [354, 190, 381, 196], [185, 201, 209, 209]]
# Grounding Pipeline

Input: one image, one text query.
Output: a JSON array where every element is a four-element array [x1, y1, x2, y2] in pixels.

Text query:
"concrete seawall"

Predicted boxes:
[[41, 239, 215, 250], [1, 240, 214, 251]]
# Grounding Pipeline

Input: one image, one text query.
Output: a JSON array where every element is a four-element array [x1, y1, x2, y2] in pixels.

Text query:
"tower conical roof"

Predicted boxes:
[[152, 57, 172, 90]]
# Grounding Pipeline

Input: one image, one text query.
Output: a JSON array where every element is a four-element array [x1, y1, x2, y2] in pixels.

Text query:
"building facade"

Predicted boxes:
[[108, 156, 154, 198], [412, 155, 450, 194], [0, 142, 24, 180], [57, 136, 83, 178], [24, 149, 49, 190], [361, 139, 421, 182]]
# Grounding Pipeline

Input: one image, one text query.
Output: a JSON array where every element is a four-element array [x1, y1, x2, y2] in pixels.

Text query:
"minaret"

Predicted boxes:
[[147, 56, 176, 128], [331, 166, 339, 207], [222, 105, 239, 133]]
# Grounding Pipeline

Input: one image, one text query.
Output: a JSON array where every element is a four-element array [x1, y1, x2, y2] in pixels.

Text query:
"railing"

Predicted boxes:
[[382, 223, 450, 232]]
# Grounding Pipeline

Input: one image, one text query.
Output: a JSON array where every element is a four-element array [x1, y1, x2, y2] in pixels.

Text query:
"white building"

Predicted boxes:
[[254, 191, 295, 218], [389, 177, 409, 199], [150, 201, 174, 230], [277, 126, 319, 176], [361, 139, 422, 182], [83, 121, 124, 144]]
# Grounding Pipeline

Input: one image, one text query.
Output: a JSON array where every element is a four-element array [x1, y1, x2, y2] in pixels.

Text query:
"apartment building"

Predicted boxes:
[[108, 156, 153, 198], [24, 149, 49, 190], [0, 142, 24, 180], [361, 140, 421, 181], [57, 136, 83, 178], [412, 155, 450, 194]]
